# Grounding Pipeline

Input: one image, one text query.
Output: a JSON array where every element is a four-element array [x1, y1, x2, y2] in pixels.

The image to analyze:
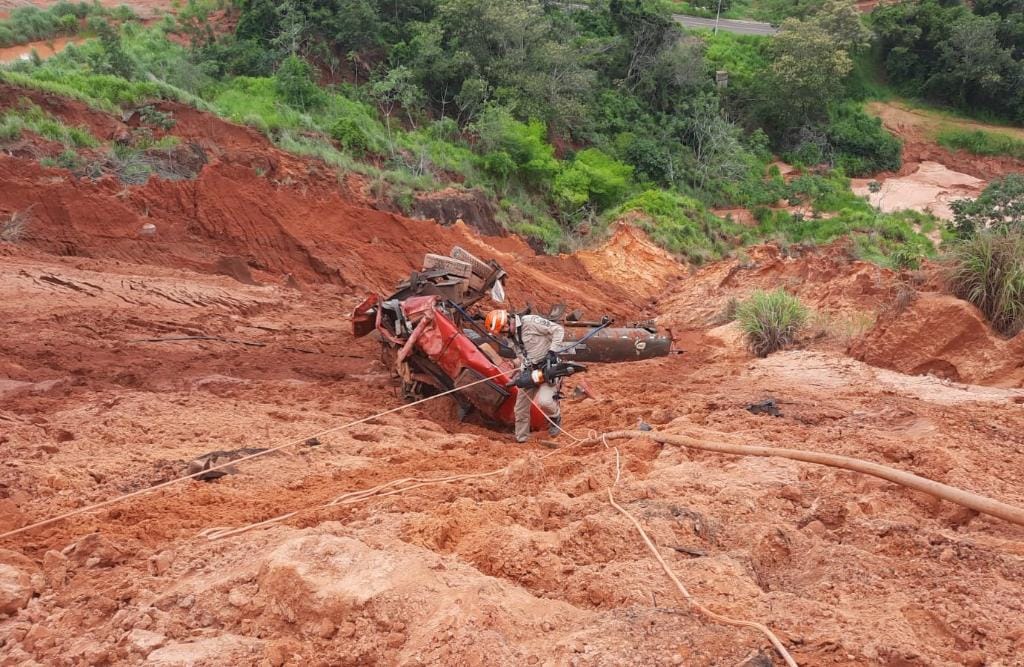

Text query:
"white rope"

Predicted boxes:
[[0, 371, 509, 541]]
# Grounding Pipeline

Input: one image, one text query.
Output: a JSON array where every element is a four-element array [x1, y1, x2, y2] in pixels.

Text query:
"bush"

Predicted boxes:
[[826, 103, 902, 176], [946, 230, 1024, 336], [0, 209, 31, 243], [472, 107, 558, 187], [0, 115, 24, 142], [951, 174, 1024, 237], [107, 144, 153, 184], [330, 116, 371, 153], [737, 289, 809, 357], [552, 148, 633, 212], [274, 55, 325, 110]]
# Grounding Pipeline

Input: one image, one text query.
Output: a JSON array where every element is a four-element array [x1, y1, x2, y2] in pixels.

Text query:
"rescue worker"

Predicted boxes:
[[484, 309, 564, 443]]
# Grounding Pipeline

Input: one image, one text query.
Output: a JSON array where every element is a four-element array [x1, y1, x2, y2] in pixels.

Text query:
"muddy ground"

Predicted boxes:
[[854, 102, 1024, 221], [2, 87, 1024, 667]]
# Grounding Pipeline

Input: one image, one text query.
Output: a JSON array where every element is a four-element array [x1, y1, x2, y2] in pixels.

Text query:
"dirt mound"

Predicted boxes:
[[851, 293, 1024, 387], [576, 223, 681, 302], [655, 242, 894, 331], [411, 187, 500, 236]]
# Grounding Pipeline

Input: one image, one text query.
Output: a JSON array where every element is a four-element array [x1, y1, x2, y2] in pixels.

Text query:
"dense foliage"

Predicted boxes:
[[951, 175, 1024, 238], [872, 0, 1024, 122]]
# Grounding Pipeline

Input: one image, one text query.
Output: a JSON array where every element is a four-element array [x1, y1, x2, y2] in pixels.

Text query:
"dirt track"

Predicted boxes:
[[3, 88, 1024, 666]]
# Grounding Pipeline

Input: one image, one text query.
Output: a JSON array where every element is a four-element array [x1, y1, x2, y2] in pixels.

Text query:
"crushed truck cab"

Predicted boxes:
[[353, 247, 673, 433], [354, 293, 551, 430]]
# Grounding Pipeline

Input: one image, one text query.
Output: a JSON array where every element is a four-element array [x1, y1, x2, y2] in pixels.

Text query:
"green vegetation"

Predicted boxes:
[[612, 189, 744, 263], [872, 0, 1024, 123], [826, 102, 901, 176], [0, 0, 945, 265], [937, 128, 1024, 161], [736, 289, 809, 356], [951, 175, 1024, 238], [944, 177, 1024, 336], [947, 231, 1024, 336], [0, 2, 134, 49], [663, 0, 827, 23], [751, 172, 936, 269], [0, 99, 98, 148]]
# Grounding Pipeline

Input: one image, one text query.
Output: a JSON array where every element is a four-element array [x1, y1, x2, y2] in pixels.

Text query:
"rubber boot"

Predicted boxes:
[[548, 414, 562, 437]]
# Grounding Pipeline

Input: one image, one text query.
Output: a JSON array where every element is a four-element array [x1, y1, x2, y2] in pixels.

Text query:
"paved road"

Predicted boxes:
[[673, 15, 779, 36]]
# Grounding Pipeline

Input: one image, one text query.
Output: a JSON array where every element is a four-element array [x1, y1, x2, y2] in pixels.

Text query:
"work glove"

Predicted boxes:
[[546, 351, 559, 366]]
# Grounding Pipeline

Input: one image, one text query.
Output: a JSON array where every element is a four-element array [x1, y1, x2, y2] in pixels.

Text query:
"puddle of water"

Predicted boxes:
[[851, 161, 984, 221], [0, 35, 83, 63]]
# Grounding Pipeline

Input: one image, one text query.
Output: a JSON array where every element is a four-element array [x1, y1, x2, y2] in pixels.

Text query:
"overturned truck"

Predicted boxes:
[[352, 247, 672, 432]]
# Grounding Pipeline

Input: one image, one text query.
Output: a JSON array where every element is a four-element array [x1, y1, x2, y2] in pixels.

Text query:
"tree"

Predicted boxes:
[[235, 0, 281, 44], [684, 95, 750, 191], [330, 0, 383, 52], [274, 54, 324, 110], [633, 36, 707, 113], [931, 14, 1019, 110], [372, 66, 426, 149], [87, 17, 134, 79], [770, 19, 852, 121], [609, 0, 679, 89], [811, 0, 872, 54], [951, 174, 1024, 237], [271, 0, 308, 56]]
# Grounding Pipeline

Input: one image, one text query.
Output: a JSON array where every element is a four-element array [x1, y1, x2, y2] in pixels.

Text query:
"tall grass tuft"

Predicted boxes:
[[736, 289, 808, 357], [946, 230, 1024, 336]]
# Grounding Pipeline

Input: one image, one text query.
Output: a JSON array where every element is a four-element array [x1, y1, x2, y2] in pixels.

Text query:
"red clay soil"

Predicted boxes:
[[850, 293, 1024, 387], [3, 87, 1024, 667], [868, 101, 1024, 182]]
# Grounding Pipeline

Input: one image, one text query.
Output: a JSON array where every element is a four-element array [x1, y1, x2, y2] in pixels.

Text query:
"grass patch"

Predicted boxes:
[[610, 189, 747, 264], [736, 289, 808, 357], [0, 99, 98, 148], [937, 128, 1024, 161], [946, 230, 1024, 337]]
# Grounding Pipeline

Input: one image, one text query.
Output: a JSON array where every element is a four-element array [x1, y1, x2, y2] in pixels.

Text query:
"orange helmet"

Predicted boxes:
[[484, 309, 509, 335]]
